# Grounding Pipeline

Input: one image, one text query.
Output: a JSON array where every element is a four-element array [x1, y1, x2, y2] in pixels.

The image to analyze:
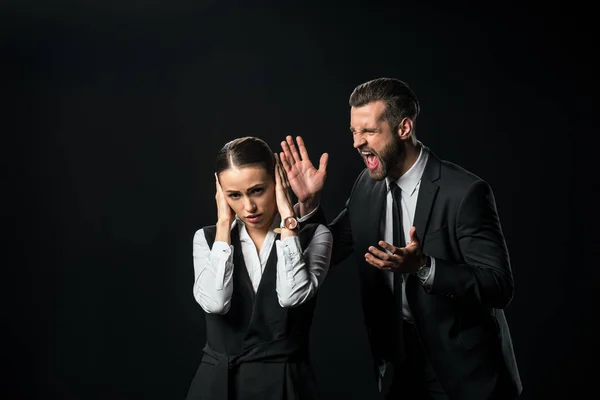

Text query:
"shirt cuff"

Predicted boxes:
[[296, 202, 320, 223], [211, 241, 233, 290]]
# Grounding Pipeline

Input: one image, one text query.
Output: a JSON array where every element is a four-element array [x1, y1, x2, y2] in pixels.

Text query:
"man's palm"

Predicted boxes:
[[286, 157, 327, 203], [279, 136, 329, 204]]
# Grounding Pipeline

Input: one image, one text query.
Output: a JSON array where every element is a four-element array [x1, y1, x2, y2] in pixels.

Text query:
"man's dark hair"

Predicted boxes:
[[349, 77, 421, 134]]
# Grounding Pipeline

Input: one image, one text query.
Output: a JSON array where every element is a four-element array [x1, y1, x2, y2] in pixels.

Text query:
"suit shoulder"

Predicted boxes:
[[314, 223, 333, 236], [354, 167, 376, 187], [439, 159, 487, 188]]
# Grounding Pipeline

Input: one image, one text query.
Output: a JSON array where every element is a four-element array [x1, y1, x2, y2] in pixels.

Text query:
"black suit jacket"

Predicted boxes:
[[318, 147, 522, 399]]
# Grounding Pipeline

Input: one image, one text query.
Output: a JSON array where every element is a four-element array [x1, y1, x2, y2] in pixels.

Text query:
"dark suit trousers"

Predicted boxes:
[[386, 320, 448, 400]]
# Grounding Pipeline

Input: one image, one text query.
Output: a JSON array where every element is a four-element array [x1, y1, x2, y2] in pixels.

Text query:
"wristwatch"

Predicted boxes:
[[280, 216, 300, 231], [415, 256, 432, 282]]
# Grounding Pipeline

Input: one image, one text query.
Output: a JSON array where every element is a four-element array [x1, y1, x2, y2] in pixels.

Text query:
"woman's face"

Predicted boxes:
[[218, 165, 276, 232]]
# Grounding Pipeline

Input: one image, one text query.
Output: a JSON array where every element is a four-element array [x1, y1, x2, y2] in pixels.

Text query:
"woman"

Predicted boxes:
[[186, 136, 333, 400]]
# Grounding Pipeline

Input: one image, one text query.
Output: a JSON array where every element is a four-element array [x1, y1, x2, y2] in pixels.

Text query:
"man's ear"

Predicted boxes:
[[396, 117, 413, 140]]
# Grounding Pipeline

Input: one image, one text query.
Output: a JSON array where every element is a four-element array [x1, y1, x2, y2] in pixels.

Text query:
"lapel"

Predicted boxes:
[[363, 178, 388, 250], [413, 147, 441, 242]]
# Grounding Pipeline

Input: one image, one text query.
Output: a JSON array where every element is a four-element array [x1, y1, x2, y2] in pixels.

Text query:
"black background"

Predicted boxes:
[[4, 0, 598, 399]]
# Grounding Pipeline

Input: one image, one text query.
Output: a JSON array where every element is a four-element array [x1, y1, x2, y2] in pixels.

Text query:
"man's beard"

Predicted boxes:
[[367, 137, 403, 181]]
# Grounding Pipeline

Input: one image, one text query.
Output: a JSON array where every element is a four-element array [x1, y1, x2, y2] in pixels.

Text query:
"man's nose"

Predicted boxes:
[[353, 133, 366, 149]]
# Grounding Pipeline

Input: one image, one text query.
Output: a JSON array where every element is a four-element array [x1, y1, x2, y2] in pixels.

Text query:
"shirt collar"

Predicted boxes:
[[386, 143, 429, 196]]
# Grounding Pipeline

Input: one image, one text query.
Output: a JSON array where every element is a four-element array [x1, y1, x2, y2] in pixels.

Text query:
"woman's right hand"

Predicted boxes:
[[215, 173, 234, 225]]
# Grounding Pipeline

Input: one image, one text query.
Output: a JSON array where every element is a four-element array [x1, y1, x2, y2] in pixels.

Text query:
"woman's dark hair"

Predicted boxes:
[[215, 136, 275, 179]]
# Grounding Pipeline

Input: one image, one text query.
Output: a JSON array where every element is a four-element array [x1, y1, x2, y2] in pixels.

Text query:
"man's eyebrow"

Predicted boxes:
[[351, 126, 379, 133]]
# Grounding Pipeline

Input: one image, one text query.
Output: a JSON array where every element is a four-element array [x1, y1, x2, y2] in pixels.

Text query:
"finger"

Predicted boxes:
[[408, 226, 419, 247], [368, 245, 402, 263], [280, 140, 296, 168], [279, 151, 292, 172], [365, 253, 395, 270], [280, 160, 291, 189], [274, 157, 283, 187], [319, 153, 329, 172], [368, 245, 391, 260], [286, 135, 302, 163], [296, 136, 310, 161], [277, 157, 291, 199], [276, 153, 291, 187], [215, 173, 222, 192], [377, 240, 402, 255], [364, 254, 381, 268], [279, 163, 293, 203]]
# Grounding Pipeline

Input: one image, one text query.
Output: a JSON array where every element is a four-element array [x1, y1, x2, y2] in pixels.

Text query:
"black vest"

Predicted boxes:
[[202, 222, 319, 358], [186, 222, 323, 400]]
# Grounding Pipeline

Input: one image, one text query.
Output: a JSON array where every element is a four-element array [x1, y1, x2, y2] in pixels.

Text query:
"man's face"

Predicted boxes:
[[350, 100, 403, 181]]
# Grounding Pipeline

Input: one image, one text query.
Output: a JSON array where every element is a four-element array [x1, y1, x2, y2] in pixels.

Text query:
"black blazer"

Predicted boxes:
[[320, 147, 522, 400]]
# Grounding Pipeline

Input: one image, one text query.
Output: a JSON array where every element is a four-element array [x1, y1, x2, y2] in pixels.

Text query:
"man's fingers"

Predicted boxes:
[[319, 153, 329, 172], [297, 136, 310, 161], [368, 245, 392, 260], [280, 140, 296, 167], [377, 241, 399, 254], [408, 226, 419, 245], [279, 151, 292, 172], [368, 245, 403, 264], [378, 241, 407, 257], [286, 135, 302, 163], [364, 253, 395, 270]]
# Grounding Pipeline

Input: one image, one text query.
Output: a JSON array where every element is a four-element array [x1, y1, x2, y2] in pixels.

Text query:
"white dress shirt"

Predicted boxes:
[[192, 215, 333, 314], [296, 144, 437, 389], [299, 144, 436, 319], [382, 144, 435, 322]]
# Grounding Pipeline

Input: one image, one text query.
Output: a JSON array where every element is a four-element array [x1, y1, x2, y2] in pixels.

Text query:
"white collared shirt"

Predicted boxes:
[[192, 215, 333, 314], [383, 144, 435, 322]]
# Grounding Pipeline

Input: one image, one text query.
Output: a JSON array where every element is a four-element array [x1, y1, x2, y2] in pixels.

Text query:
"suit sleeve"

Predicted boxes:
[[428, 180, 515, 309], [325, 198, 356, 266], [299, 198, 355, 267]]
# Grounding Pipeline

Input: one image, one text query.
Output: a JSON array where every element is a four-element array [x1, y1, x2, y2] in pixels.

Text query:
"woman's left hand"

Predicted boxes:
[[274, 153, 295, 220]]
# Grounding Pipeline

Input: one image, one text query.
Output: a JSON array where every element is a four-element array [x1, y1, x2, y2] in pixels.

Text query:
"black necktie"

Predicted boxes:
[[390, 182, 406, 359], [390, 182, 406, 252]]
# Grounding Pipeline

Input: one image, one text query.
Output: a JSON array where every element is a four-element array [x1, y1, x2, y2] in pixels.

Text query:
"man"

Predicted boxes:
[[279, 77, 522, 399]]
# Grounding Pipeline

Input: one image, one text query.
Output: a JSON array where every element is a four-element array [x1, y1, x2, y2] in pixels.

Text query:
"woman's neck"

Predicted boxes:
[[246, 226, 269, 253], [244, 214, 276, 253]]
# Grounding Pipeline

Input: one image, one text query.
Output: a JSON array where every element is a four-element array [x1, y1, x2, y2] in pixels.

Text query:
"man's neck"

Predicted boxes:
[[389, 142, 421, 181]]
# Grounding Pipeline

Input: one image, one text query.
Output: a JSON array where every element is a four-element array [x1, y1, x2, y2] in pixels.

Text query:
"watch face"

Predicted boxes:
[[418, 266, 430, 279], [285, 217, 298, 230]]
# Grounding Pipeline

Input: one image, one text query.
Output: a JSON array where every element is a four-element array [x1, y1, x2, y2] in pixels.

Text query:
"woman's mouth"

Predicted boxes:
[[245, 214, 262, 224], [361, 151, 379, 171]]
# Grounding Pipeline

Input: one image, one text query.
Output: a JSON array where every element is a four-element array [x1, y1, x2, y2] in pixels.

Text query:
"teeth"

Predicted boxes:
[[361, 152, 372, 155]]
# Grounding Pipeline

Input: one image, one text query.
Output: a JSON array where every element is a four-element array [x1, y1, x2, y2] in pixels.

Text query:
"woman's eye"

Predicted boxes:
[[229, 194, 241, 199], [252, 188, 264, 195]]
